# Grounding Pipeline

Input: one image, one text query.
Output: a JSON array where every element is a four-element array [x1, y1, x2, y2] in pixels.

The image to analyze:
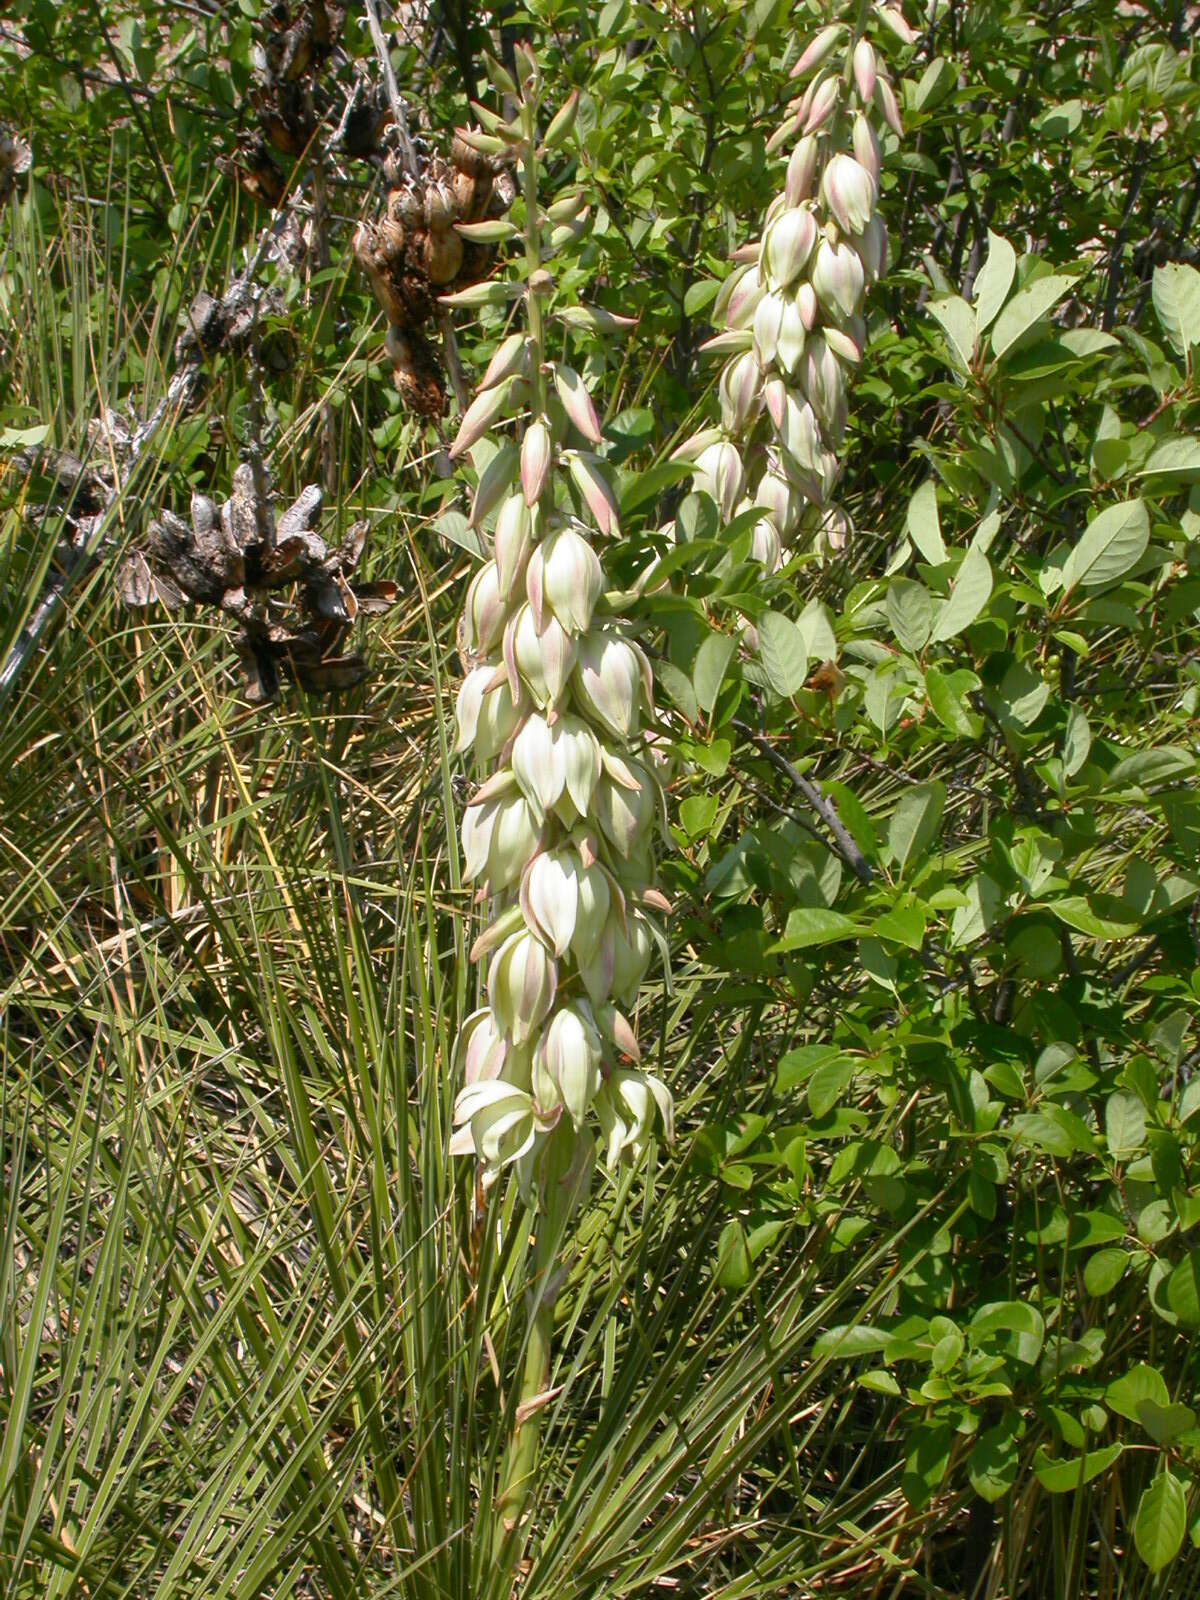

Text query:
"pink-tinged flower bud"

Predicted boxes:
[[571, 855, 613, 964], [821, 153, 878, 234], [556, 715, 603, 817], [567, 452, 620, 536], [805, 74, 841, 134], [753, 291, 787, 369], [799, 333, 849, 431], [776, 391, 823, 474], [527, 523, 603, 635], [455, 1006, 508, 1086], [594, 756, 659, 857], [521, 846, 581, 956], [455, 665, 520, 760], [810, 237, 866, 321], [449, 377, 516, 460], [874, 73, 904, 138], [462, 790, 541, 889], [852, 113, 882, 184], [507, 603, 577, 708], [762, 205, 818, 291], [852, 213, 889, 283], [714, 262, 752, 324], [762, 375, 788, 430], [451, 1079, 537, 1175], [719, 350, 762, 433], [853, 38, 877, 103], [796, 279, 820, 330], [512, 712, 566, 821], [461, 560, 506, 657], [552, 364, 604, 444], [470, 441, 519, 528], [751, 516, 784, 572], [815, 503, 853, 555], [480, 332, 529, 391], [573, 630, 652, 741], [611, 914, 654, 1006], [693, 439, 746, 522], [521, 419, 553, 506], [488, 928, 556, 1044], [595, 1002, 641, 1063], [791, 22, 845, 77], [823, 322, 864, 363], [876, 2, 919, 46], [776, 297, 808, 377], [494, 493, 534, 598], [532, 1003, 602, 1127], [785, 136, 820, 205], [724, 265, 764, 330], [756, 467, 804, 536], [596, 1068, 673, 1167], [670, 426, 724, 464]]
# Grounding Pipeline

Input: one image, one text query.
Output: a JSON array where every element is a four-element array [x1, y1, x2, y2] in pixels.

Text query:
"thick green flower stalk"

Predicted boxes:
[[676, 0, 916, 565], [445, 53, 673, 1219]]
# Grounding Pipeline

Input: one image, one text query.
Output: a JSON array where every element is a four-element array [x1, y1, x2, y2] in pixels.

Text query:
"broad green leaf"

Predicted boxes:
[[1138, 1400, 1196, 1446], [1167, 1251, 1200, 1326], [973, 231, 1017, 333], [808, 1057, 856, 1117], [1105, 746, 1195, 791], [433, 508, 484, 558], [969, 1414, 1022, 1502], [1084, 1248, 1129, 1297], [1062, 705, 1091, 778], [769, 907, 859, 953], [1136, 437, 1200, 482], [1106, 1091, 1147, 1158], [1135, 1471, 1188, 1572], [757, 610, 808, 696], [971, 1300, 1044, 1364], [925, 667, 982, 738], [928, 294, 976, 370], [692, 632, 736, 715], [1152, 261, 1200, 356], [886, 578, 933, 652], [1048, 896, 1139, 940], [1107, 1363, 1170, 1422], [906, 479, 947, 563], [887, 781, 946, 877], [714, 1218, 751, 1288], [902, 1421, 955, 1509], [1032, 1442, 1123, 1493], [930, 547, 993, 641], [656, 659, 700, 723], [813, 1324, 891, 1359], [1061, 500, 1149, 592], [991, 273, 1077, 357]]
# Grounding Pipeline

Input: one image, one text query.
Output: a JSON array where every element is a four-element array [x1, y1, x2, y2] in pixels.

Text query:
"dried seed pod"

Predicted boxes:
[[424, 225, 465, 286]]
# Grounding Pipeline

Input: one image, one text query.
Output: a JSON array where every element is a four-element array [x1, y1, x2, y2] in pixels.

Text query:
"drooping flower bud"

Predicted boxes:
[[573, 631, 651, 741], [527, 523, 603, 635], [508, 602, 577, 708], [494, 493, 535, 598], [719, 350, 763, 433], [461, 560, 506, 657], [450, 1080, 538, 1175], [821, 153, 878, 234], [532, 1003, 603, 1127], [852, 113, 881, 184], [455, 665, 521, 761], [810, 237, 866, 321], [785, 136, 820, 205], [463, 789, 542, 890], [852, 38, 877, 103], [761, 205, 818, 291], [521, 418, 553, 505], [488, 928, 557, 1044], [455, 1006, 509, 1086], [693, 439, 746, 521]]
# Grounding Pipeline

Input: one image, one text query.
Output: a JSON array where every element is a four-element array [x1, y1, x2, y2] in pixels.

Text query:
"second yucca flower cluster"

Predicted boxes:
[[446, 50, 673, 1208], [676, 0, 915, 568]]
